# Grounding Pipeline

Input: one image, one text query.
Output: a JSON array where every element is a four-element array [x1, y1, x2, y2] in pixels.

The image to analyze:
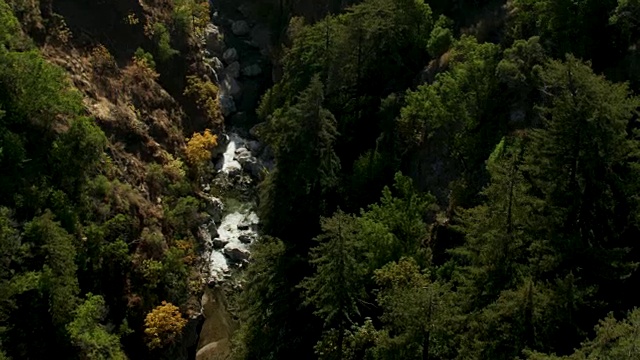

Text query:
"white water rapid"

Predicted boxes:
[[204, 133, 261, 283], [219, 133, 243, 174]]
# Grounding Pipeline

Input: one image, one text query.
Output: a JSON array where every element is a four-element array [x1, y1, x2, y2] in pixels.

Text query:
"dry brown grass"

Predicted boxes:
[[35, 0, 209, 318]]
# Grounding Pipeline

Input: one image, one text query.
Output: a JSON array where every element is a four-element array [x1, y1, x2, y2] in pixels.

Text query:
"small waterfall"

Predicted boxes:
[[219, 134, 242, 174]]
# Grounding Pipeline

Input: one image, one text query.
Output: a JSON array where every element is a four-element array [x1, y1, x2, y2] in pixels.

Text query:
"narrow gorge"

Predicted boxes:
[[192, 1, 275, 358]]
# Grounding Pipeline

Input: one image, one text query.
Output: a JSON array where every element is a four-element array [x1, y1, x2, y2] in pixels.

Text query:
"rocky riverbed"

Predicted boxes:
[[199, 133, 270, 285], [192, 1, 275, 359], [201, 0, 272, 120]]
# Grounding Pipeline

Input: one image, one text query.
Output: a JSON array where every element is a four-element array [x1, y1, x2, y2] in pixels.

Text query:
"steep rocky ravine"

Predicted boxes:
[[192, 1, 275, 359]]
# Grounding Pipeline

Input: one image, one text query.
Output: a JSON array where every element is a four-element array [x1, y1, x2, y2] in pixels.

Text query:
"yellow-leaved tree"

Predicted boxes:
[[144, 301, 187, 349], [185, 129, 218, 170]]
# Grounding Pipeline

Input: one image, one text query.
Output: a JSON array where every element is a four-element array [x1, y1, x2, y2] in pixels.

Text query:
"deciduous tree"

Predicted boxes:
[[144, 301, 187, 349]]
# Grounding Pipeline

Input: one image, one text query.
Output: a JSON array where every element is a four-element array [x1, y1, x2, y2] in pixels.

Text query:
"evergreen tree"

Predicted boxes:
[[451, 135, 541, 308], [496, 36, 547, 127], [3, 211, 79, 358], [233, 237, 318, 360], [522, 56, 640, 353], [0, 207, 26, 342], [300, 210, 367, 359], [361, 172, 438, 266], [527, 308, 640, 359], [258, 75, 341, 243], [506, 0, 618, 67], [23, 211, 79, 326], [373, 258, 450, 360], [525, 55, 640, 282]]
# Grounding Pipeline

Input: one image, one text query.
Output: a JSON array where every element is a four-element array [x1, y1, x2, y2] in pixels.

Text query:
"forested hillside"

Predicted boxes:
[[0, 0, 223, 358], [234, 0, 640, 359], [2, 0, 640, 359]]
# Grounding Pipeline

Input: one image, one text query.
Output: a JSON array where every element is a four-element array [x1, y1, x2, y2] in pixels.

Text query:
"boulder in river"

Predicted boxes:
[[204, 64, 219, 84], [236, 213, 258, 230], [231, 20, 250, 36], [218, 95, 236, 117], [234, 147, 251, 160], [222, 48, 238, 64], [219, 74, 242, 100], [224, 247, 250, 262], [206, 56, 224, 73], [203, 219, 219, 239], [225, 61, 240, 79], [238, 233, 256, 244], [197, 223, 213, 244], [203, 196, 224, 223], [245, 140, 263, 155], [241, 64, 262, 77], [235, 150, 262, 180], [212, 238, 229, 249]]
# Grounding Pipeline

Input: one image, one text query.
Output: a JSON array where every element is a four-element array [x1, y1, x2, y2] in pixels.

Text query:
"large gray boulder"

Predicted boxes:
[[212, 238, 229, 249], [225, 61, 240, 79], [203, 196, 224, 223], [231, 20, 250, 36], [204, 24, 225, 55], [223, 247, 250, 262], [204, 64, 219, 84], [241, 64, 262, 77], [219, 74, 242, 100], [234, 147, 263, 178], [238, 233, 256, 244], [200, 218, 219, 240], [234, 147, 251, 160], [222, 48, 238, 64], [245, 140, 263, 155], [218, 95, 236, 117], [204, 57, 224, 84], [205, 56, 224, 73]]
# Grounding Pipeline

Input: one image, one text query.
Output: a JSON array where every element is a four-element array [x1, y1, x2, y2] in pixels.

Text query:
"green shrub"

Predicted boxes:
[[152, 23, 178, 62], [134, 47, 156, 70], [173, 0, 209, 36], [0, 0, 20, 48]]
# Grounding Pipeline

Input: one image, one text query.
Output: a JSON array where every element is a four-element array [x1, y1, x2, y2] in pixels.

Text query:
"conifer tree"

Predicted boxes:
[[233, 237, 318, 360], [259, 75, 341, 243], [525, 56, 640, 281], [518, 56, 640, 352], [452, 135, 541, 308], [362, 257, 454, 360], [300, 210, 367, 359], [362, 172, 437, 265]]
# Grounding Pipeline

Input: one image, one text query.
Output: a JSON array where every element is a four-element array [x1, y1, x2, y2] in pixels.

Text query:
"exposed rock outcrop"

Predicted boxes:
[[205, 23, 226, 54], [195, 288, 237, 360]]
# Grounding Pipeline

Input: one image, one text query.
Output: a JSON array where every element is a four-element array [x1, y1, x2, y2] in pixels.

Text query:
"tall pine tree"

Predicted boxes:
[[300, 210, 367, 359], [258, 75, 341, 244]]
